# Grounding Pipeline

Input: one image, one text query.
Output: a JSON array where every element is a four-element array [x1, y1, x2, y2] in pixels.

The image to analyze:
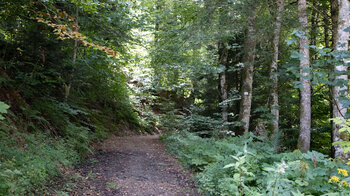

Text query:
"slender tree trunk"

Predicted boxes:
[[324, 3, 332, 155], [310, 6, 319, 60], [73, 7, 79, 64], [219, 42, 229, 126], [297, 0, 311, 152], [330, 0, 338, 157], [331, 0, 339, 48], [237, 3, 257, 135], [332, 0, 349, 158], [65, 7, 79, 102], [323, 13, 330, 49], [234, 70, 240, 116], [269, 0, 285, 138]]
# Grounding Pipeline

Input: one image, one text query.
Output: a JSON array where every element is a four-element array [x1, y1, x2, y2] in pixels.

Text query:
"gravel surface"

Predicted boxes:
[[70, 135, 200, 196]]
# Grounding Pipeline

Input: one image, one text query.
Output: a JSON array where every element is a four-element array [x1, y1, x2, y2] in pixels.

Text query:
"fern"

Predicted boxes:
[[0, 101, 9, 120], [162, 131, 350, 195]]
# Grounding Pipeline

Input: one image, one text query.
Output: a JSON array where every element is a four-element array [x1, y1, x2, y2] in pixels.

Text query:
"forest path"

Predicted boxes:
[[70, 135, 200, 196]]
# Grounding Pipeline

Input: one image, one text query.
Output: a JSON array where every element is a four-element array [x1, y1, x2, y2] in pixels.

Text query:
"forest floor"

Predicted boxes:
[[68, 135, 200, 196]]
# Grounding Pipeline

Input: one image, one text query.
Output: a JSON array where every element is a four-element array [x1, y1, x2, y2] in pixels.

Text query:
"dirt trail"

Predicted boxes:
[[70, 135, 200, 196]]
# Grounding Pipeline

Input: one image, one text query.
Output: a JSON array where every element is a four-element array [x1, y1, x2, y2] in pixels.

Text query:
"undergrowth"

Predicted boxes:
[[0, 96, 140, 195], [162, 131, 350, 195], [0, 131, 79, 195]]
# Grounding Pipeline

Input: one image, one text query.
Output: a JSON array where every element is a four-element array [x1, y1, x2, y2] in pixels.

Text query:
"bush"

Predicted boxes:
[[162, 131, 350, 195], [0, 131, 80, 195]]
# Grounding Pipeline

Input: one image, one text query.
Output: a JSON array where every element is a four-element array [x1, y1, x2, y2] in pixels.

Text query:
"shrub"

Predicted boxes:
[[162, 131, 350, 195], [0, 131, 80, 195]]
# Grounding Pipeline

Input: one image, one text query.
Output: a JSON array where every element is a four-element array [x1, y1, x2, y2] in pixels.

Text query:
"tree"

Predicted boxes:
[[269, 0, 285, 138], [331, 0, 338, 49], [219, 42, 229, 128], [332, 0, 349, 158], [237, 1, 257, 135], [218, 2, 229, 131], [297, 0, 311, 152], [65, 7, 79, 102]]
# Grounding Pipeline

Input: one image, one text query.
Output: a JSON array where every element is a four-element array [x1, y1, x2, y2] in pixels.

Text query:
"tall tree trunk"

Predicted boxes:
[[269, 0, 285, 138], [297, 0, 311, 152], [323, 13, 330, 49], [65, 7, 79, 102], [237, 3, 257, 136], [330, 0, 338, 157], [73, 7, 79, 65], [234, 70, 240, 117], [310, 6, 319, 60], [324, 2, 332, 154], [218, 42, 229, 127], [331, 0, 339, 48], [332, 0, 349, 158]]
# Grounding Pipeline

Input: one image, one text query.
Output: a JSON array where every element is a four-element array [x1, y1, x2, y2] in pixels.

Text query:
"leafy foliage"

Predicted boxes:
[[0, 131, 82, 195], [0, 0, 144, 194], [332, 118, 350, 153], [1, 0, 350, 194], [0, 102, 9, 120], [162, 131, 350, 195]]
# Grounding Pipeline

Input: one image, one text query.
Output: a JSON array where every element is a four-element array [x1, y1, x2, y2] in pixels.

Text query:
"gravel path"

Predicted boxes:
[[70, 135, 200, 196]]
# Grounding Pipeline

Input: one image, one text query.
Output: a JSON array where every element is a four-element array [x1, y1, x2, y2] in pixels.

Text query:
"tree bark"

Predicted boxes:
[[237, 3, 257, 136], [310, 7, 318, 46], [218, 42, 229, 126], [269, 0, 285, 138], [331, 0, 339, 48], [73, 7, 79, 65], [324, 1, 332, 155], [323, 11, 330, 49], [330, 0, 338, 157], [310, 4, 319, 60], [297, 0, 311, 152], [332, 0, 349, 158], [65, 7, 79, 102]]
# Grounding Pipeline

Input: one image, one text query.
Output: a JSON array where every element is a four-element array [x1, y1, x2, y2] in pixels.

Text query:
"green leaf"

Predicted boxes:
[[224, 163, 235, 168], [0, 101, 9, 120], [344, 26, 350, 32], [286, 38, 297, 45], [0, 101, 9, 113]]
